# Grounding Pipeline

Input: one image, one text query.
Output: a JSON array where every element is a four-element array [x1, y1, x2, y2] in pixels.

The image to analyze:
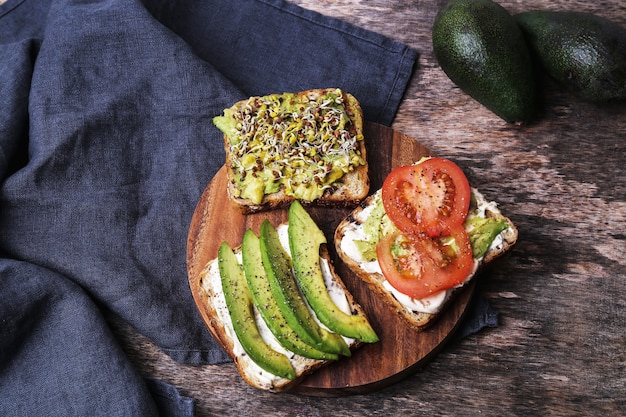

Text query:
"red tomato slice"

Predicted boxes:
[[376, 225, 474, 299], [381, 158, 471, 238]]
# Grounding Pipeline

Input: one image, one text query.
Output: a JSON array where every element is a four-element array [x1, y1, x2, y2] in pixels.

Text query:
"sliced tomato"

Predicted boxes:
[[381, 158, 471, 238], [376, 225, 474, 299]]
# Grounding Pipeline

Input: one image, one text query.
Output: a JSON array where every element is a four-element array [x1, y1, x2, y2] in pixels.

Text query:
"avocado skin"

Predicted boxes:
[[515, 11, 626, 102], [432, 0, 537, 123]]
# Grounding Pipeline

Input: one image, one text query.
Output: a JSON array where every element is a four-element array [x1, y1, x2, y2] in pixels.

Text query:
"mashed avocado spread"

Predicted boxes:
[[213, 89, 365, 204], [353, 190, 509, 261]]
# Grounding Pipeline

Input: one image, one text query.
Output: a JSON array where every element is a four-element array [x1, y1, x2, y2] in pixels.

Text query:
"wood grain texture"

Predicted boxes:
[[110, 1, 626, 415]]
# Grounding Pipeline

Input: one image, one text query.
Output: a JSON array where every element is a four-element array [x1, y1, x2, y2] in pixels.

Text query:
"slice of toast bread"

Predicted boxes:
[[197, 224, 368, 392], [334, 188, 518, 331], [215, 88, 369, 213]]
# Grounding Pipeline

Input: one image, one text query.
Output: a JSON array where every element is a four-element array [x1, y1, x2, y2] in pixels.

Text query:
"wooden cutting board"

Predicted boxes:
[[186, 122, 475, 396]]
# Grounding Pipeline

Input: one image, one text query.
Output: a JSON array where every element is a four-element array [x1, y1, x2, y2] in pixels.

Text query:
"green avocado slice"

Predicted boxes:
[[288, 201, 379, 343], [241, 229, 339, 360], [465, 214, 509, 258], [259, 220, 351, 357], [217, 242, 295, 379]]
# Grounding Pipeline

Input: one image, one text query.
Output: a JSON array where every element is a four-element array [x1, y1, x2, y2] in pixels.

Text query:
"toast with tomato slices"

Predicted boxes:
[[334, 158, 518, 331]]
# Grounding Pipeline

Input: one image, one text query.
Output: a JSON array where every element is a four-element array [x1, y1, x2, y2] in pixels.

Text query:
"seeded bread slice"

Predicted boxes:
[[215, 88, 369, 213]]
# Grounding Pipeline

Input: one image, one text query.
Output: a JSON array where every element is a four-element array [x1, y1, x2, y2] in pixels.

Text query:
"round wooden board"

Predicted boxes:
[[186, 122, 475, 396]]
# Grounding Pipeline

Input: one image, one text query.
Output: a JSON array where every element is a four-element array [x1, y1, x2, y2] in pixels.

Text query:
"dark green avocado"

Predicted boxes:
[[515, 11, 626, 102], [432, 0, 537, 124]]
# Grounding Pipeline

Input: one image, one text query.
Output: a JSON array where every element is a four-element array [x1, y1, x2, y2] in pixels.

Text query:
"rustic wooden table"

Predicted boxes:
[[110, 0, 626, 415]]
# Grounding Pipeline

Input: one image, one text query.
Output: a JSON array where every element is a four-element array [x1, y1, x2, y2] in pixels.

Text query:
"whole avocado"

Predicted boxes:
[[432, 0, 537, 124], [515, 11, 626, 102]]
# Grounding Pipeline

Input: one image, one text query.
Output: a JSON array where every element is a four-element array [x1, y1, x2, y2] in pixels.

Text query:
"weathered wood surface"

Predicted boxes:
[[110, 0, 626, 415]]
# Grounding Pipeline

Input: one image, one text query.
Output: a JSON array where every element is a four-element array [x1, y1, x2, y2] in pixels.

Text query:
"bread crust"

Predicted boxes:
[[198, 232, 367, 392], [334, 190, 518, 332], [221, 88, 369, 213]]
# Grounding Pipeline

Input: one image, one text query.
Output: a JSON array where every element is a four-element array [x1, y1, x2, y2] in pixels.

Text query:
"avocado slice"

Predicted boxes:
[[288, 201, 379, 343], [259, 220, 351, 356], [241, 229, 339, 360], [465, 215, 509, 258], [217, 242, 296, 379]]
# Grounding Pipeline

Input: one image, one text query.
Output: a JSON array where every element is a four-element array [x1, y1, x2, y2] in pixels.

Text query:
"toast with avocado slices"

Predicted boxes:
[[197, 201, 377, 392], [334, 158, 518, 331], [213, 88, 369, 213]]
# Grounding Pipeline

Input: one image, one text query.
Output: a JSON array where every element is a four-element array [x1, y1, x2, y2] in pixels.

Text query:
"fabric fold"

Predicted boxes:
[[0, 260, 160, 416], [141, 0, 419, 125], [1, 0, 418, 414]]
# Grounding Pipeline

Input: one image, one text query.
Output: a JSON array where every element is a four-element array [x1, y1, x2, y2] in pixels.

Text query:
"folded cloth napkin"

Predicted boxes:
[[454, 296, 500, 341], [0, 0, 418, 415]]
